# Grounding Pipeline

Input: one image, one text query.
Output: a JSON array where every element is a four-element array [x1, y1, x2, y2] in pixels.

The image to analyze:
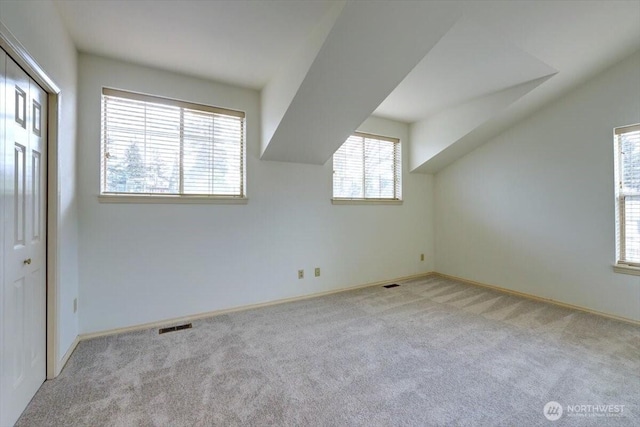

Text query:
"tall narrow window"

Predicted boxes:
[[332, 132, 401, 202], [614, 124, 640, 267], [101, 88, 245, 198]]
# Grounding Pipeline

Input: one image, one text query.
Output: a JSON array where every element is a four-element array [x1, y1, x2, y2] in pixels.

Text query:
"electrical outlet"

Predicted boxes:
[[298, 269, 304, 279], [73, 298, 78, 313], [420, 253, 425, 261], [315, 267, 320, 277]]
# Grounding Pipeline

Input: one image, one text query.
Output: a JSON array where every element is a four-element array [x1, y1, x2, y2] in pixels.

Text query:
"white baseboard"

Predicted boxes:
[[79, 272, 435, 341], [434, 272, 640, 326], [51, 335, 79, 378]]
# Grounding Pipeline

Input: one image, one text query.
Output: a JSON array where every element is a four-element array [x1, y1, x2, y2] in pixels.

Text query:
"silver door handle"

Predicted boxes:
[[23, 258, 31, 265]]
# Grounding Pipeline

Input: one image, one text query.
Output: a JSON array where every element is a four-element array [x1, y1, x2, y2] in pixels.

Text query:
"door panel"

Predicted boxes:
[[14, 143, 26, 246], [1, 50, 47, 427], [14, 87, 26, 129], [32, 151, 41, 242], [12, 277, 26, 386]]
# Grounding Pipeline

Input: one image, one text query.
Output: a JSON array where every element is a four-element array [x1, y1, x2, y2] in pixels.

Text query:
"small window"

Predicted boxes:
[[614, 124, 640, 267], [101, 88, 245, 198], [332, 132, 401, 202]]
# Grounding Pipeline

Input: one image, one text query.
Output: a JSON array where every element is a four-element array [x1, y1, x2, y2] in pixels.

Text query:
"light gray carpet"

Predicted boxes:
[[16, 276, 640, 426]]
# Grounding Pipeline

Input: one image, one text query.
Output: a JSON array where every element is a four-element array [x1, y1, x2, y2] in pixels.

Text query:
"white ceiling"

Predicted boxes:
[[375, 18, 559, 122], [54, 0, 335, 89], [54, 0, 640, 171], [261, 1, 463, 165], [375, 0, 640, 124]]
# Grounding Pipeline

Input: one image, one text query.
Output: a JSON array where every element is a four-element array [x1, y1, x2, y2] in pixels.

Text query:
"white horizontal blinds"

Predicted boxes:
[[333, 132, 401, 200], [616, 124, 640, 265], [182, 109, 244, 195], [364, 135, 401, 199], [334, 135, 365, 198], [101, 88, 245, 197]]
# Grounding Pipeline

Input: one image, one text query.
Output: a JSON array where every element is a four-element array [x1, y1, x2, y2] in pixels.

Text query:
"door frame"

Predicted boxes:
[[0, 23, 62, 379]]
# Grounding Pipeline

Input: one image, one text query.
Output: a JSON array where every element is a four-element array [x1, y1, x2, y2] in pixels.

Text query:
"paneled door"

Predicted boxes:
[[0, 48, 47, 427]]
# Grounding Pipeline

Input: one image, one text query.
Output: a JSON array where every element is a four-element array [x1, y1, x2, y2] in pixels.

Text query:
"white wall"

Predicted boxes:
[[0, 0, 80, 363], [77, 54, 434, 334], [435, 51, 640, 321]]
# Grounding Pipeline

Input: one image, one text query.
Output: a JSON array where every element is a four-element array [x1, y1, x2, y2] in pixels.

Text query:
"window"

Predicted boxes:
[[101, 88, 245, 199], [614, 124, 640, 268], [332, 132, 401, 202]]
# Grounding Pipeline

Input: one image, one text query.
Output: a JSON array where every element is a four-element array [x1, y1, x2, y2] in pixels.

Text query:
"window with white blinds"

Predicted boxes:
[[101, 88, 245, 198], [615, 124, 640, 267], [333, 132, 401, 201]]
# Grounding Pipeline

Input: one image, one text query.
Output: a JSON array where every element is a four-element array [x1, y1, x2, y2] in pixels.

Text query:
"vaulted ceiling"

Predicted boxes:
[[55, 0, 640, 172]]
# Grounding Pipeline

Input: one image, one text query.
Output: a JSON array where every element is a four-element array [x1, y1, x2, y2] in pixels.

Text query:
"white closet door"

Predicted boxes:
[[1, 49, 47, 427]]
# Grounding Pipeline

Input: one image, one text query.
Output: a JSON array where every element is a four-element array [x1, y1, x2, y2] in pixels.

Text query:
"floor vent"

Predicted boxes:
[[383, 284, 400, 289], [159, 323, 192, 334]]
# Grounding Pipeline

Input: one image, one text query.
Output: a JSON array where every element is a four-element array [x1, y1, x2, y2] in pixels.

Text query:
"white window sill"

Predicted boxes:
[[613, 264, 640, 276], [98, 195, 248, 204], [331, 198, 402, 205]]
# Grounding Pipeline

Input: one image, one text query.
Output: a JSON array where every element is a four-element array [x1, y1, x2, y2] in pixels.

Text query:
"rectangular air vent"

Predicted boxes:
[[159, 323, 192, 334], [383, 284, 400, 289]]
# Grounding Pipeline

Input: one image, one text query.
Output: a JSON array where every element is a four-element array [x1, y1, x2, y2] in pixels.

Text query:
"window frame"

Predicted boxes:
[[613, 123, 640, 275], [98, 88, 247, 204], [331, 131, 402, 205]]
